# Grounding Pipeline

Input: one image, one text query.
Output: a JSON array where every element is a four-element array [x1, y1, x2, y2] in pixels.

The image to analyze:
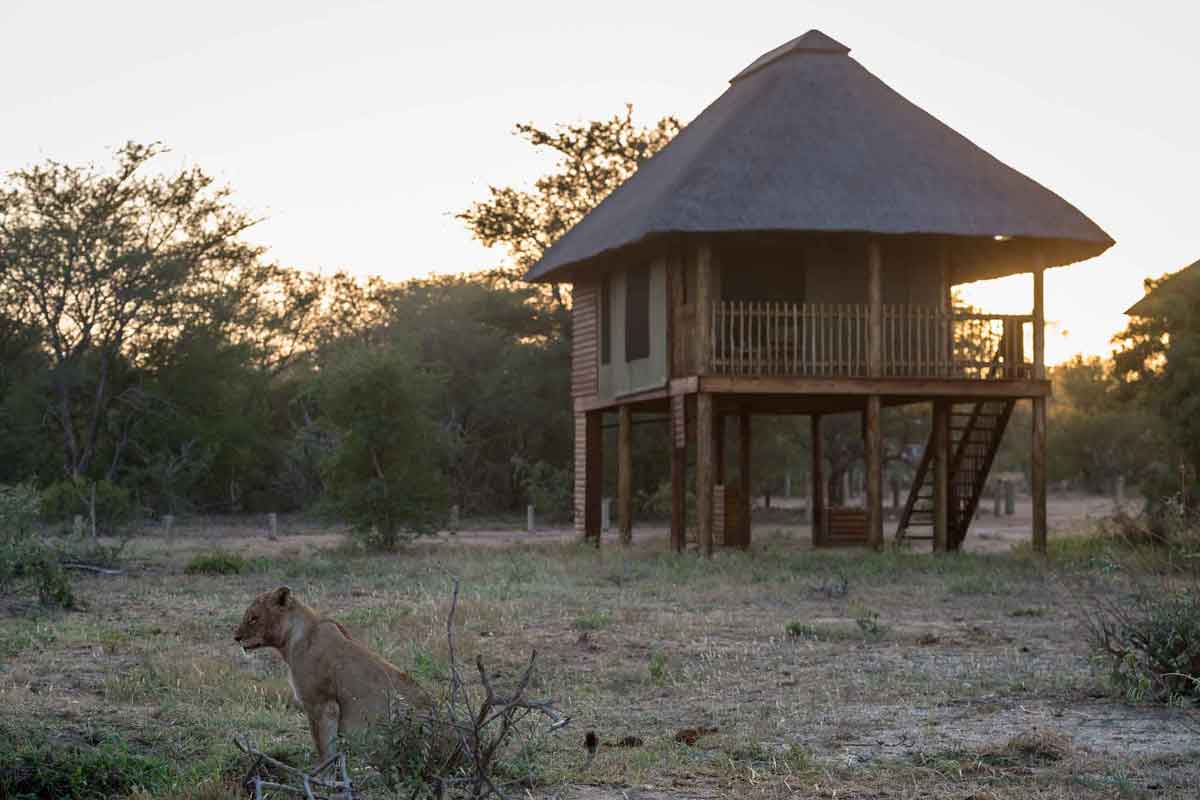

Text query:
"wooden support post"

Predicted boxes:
[[865, 395, 883, 550], [576, 411, 603, 545], [738, 411, 752, 549], [696, 242, 715, 373], [810, 414, 825, 547], [696, 393, 715, 557], [868, 240, 883, 376], [1031, 249, 1047, 553], [933, 399, 950, 552], [1032, 396, 1047, 553], [670, 396, 687, 553], [618, 404, 633, 546], [1033, 257, 1045, 380], [939, 243, 953, 375], [714, 413, 726, 485]]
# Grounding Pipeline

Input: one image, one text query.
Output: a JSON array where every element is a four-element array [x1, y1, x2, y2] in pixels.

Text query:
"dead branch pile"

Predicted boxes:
[[235, 736, 358, 800]]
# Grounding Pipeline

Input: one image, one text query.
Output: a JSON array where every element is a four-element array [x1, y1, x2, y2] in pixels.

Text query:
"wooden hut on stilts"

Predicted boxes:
[[526, 30, 1113, 554]]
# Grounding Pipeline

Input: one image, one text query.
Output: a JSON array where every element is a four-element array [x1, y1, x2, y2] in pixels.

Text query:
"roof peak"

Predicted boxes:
[[730, 29, 851, 83]]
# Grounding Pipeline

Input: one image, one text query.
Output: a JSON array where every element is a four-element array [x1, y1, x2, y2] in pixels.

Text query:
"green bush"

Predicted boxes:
[[184, 550, 249, 575], [315, 345, 450, 549], [40, 479, 135, 534], [0, 483, 74, 608], [0, 734, 172, 799], [1090, 587, 1200, 704], [513, 458, 572, 523]]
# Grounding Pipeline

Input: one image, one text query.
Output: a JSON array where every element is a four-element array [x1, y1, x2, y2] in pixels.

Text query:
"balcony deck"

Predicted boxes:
[[711, 301, 1031, 380]]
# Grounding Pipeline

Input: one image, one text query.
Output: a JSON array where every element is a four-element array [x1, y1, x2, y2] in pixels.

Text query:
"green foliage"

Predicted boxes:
[[851, 604, 888, 639], [0, 733, 173, 800], [1091, 588, 1200, 705], [0, 483, 74, 608], [184, 550, 249, 576], [513, 458, 572, 522], [458, 105, 681, 279], [1113, 270, 1200, 507], [786, 621, 818, 639], [316, 344, 449, 548], [572, 610, 612, 631], [648, 650, 669, 685], [40, 479, 135, 533]]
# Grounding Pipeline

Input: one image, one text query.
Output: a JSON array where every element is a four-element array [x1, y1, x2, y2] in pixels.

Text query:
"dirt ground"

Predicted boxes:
[[2, 492, 1196, 799]]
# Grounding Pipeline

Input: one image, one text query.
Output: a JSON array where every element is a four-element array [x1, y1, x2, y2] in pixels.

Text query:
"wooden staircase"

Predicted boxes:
[[895, 398, 1015, 549], [896, 327, 1022, 549]]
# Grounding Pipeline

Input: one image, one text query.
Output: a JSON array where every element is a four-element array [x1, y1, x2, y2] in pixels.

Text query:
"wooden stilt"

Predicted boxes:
[[670, 395, 686, 553], [1031, 250, 1047, 553], [618, 404, 633, 546], [738, 410, 751, 548], [933, 399, 950, 553], [697, 393, 715, 557], [865, 395, 883, 550], [1032, 396, 1047, 553], [810, 414, 825, 547]]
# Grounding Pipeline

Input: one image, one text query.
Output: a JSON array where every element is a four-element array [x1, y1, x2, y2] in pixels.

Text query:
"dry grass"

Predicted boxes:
[[1, 517, 1198, 798]]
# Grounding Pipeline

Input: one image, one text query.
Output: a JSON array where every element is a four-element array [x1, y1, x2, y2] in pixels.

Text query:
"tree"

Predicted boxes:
[[314, 343, 449, 547], [0, 143, 324, 497], [0, 143, 262, 480], [1113, 272, 1200, 505], [458, 105, 681, 301]]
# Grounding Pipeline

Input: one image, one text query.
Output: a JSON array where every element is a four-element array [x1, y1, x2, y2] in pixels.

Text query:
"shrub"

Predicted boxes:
[[1089, 586, 1200, 704], [184, 550, 248, 575], [0, 483, 74, 608], [513, 459, 572, 523], [40, 479, 135, 535], [315, 345, 450, 549], [0, 734, 172, 799]]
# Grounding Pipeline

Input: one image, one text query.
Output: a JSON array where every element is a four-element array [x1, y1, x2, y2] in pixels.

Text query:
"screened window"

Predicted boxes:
[[600, 275, 611, 365], [625, 265, 650, 361]]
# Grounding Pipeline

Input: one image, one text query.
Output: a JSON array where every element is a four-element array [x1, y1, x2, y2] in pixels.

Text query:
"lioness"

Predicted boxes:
[[235, 586, 431, 762]]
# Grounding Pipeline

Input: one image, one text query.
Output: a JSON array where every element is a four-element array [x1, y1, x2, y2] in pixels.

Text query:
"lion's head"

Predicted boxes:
[[234, 586, 294, 651]]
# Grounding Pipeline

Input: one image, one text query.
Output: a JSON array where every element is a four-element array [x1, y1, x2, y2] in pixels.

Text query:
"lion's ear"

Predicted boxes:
[[272, 586, 292, 607]]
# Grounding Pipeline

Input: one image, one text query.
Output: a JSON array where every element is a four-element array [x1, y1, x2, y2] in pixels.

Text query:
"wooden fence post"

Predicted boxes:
[[527, 505, 535, 533], [267, 512, 279, 541]]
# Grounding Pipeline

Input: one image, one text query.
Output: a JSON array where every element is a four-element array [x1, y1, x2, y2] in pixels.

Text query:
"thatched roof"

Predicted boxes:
[[1125, 259, 1200, 316], [526, 30, 1113, 284]]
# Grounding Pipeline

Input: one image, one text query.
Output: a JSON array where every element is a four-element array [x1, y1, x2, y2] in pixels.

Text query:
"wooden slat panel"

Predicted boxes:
[[573, 413, 588, 538], [571, 284, 599, 399]]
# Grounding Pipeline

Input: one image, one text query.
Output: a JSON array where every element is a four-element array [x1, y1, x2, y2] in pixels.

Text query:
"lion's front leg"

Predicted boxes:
[[307, 700, 341, 764]]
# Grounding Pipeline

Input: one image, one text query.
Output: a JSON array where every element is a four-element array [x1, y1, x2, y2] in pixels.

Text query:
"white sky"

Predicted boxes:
[[2, 0, 1197, 364]]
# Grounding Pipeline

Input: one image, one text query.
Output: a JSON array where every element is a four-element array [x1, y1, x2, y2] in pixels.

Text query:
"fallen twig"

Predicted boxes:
[[60, 561, 124, 575]]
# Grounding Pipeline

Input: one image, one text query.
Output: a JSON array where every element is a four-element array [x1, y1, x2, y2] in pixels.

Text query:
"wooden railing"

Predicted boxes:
[[710, 301, 1031, 379]]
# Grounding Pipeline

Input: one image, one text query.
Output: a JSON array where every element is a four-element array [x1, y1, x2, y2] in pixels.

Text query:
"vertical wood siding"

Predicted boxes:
[[572, 284, 599, 398]]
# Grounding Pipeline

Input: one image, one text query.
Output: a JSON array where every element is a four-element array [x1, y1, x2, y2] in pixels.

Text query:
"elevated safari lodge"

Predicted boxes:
[[526, 31, 1113, 555]]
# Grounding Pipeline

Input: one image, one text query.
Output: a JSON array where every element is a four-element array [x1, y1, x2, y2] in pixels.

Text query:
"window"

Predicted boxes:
[[600, 275, 611, 365], [625, 265, 650, 361]]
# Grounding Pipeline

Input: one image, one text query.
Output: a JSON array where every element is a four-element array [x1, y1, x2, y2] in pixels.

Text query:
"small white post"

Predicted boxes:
[[526, 504, 535, 532], [1004, 480, 1016, 516], [73, 514, 84, 538], [601, 498, 611, 532], [1115, 475, 1126, 508], [784, 471, 792, 498], [449, 505, 459, 534], [267, 512, 278, 541]]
